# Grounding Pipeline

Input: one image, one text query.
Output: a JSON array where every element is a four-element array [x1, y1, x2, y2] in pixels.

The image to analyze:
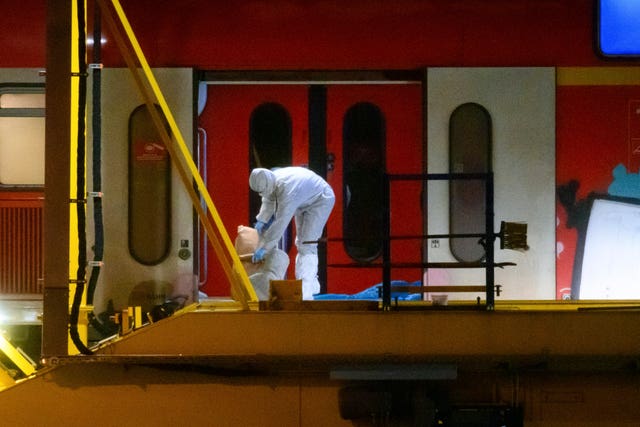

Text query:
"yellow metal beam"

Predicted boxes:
[[97, 303, 640, 363], [0, 334, 35, 377], [67, 0, 88, 356]]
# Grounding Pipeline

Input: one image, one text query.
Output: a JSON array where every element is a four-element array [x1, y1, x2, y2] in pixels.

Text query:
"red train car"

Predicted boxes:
[[1, 2, 640, 426], [2, 0, 639, 310]]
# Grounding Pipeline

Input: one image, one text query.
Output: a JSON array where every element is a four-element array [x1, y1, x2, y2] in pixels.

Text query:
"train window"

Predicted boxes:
[[249, 102, 292, 170], [248, 103, 293, 251], [449, 102, 492, 263], [0, 89, 45, 187], [128, 104, 172, 265], [342, 102, 385, 262]]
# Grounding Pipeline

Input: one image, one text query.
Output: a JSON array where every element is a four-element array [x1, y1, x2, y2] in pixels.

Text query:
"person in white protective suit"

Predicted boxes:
[[249, 167, 335, 300]]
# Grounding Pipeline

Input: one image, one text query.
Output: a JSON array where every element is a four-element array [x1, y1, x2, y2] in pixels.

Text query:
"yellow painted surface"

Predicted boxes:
[[0, 364, 353, 427], [91, 301, 640, 361], [0, 368, 15, 391], [557, 66, 640, 86], [1, 312, 640, 425]]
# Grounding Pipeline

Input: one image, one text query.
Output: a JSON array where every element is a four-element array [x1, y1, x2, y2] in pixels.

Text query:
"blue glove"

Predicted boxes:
[[254, 220, 268, 235], [254, 215, 274, 235], [252, 247, 266, 263]]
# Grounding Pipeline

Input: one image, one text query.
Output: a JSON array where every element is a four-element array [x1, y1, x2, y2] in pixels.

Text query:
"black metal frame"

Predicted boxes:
[[381, 172, 496, 310]]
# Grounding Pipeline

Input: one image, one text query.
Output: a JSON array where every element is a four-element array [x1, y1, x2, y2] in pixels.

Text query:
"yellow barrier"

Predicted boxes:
[[0, 334, 35, 377]]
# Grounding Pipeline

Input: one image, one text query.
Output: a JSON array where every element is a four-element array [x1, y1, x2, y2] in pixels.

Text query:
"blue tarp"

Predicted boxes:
[[313, 280, 423, 301]]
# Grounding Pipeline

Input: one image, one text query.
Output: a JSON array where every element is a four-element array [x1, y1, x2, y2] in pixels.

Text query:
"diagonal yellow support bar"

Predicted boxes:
[[0, 334, 36, 377], [96, 0, 257, 308]]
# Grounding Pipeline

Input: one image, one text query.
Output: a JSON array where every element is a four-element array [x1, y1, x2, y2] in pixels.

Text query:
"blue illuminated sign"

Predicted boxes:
[[598, 0, 640, 56]]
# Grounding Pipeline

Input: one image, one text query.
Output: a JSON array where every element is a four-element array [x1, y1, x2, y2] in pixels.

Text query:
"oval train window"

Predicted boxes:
[[248, 103, 292, 249], [449, 102, 492, 263], [128, 104, 171, 265], [342, 102, 385, 262], [249, 102, 292, 171]]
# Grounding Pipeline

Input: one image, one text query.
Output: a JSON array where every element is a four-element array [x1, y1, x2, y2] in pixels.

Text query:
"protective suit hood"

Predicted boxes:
[[250, 168, 276, 196]]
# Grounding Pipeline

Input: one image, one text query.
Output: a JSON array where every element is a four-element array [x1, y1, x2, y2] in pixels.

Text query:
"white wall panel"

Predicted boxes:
[[427, 67, 555, 300]]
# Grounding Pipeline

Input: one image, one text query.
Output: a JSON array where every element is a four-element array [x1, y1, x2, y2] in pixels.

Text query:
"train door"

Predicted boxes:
[[200, 85, 308, 297], [325, 85, 423, 294], [200, 82, 423, 297], [91, 68, 195, 315]]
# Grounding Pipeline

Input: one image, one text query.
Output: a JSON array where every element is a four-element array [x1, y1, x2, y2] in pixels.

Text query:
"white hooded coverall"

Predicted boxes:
[[250, 167, 335, 299]]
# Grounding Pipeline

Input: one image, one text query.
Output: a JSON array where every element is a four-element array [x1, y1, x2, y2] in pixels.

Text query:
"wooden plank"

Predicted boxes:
[[390, 285, 486, 293]]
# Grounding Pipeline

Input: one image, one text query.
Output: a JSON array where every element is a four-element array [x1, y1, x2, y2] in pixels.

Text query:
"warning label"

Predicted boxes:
[[134, 140, 167, 161]]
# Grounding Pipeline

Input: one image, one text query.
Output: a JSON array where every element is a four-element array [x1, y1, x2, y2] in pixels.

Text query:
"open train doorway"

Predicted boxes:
[[198, 73, 424, 298]]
